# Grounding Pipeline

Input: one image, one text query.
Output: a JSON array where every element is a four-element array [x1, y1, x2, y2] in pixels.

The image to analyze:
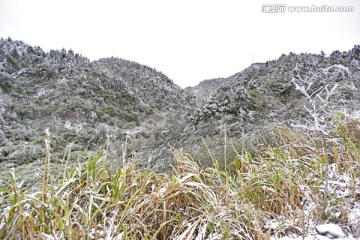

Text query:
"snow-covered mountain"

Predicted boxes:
[[1, 37, 359, 173]]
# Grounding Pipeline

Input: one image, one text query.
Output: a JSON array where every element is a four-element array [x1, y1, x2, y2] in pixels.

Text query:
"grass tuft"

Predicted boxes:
[[0, 120, 359, 239]]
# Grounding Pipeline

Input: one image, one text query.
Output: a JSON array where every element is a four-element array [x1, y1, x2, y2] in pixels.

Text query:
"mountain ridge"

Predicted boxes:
[[1, 37, 360, 175]]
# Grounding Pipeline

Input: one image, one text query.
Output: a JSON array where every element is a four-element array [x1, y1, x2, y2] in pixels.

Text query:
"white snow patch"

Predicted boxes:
[[316, 223, 345, 238]]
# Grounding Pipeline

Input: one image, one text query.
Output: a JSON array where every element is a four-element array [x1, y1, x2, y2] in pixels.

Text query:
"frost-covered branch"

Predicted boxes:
[[292, 73, 338, 135]]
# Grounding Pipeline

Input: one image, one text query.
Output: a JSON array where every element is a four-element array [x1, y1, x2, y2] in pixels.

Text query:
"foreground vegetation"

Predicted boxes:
[[0, 119, 359, 239]]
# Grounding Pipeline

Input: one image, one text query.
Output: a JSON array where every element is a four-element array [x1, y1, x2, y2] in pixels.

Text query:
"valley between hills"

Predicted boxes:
[[0, 38, 360, 239]]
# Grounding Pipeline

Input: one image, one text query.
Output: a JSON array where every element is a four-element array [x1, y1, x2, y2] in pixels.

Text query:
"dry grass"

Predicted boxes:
[[0, 119, 359, 239]]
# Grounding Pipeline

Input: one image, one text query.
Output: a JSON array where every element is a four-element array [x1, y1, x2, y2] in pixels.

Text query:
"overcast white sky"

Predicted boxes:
[[0, 0, 359, 88]]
